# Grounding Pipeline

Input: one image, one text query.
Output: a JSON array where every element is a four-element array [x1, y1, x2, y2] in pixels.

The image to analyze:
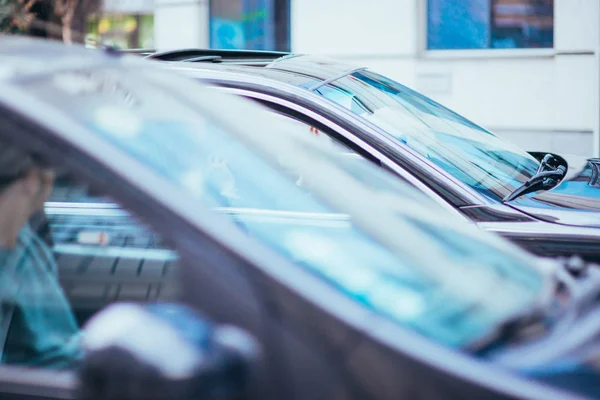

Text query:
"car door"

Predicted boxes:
[[0, 88, 368, 399], [0, 104, 286, 399]]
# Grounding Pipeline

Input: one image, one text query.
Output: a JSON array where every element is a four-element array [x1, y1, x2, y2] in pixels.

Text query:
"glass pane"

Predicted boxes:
[[0, 166, 178, 369], [491, 0, 553, 48], [427, 1, 491, 50], [211, 0, 276, 50], [427, 0, 553, 50], [314, 70, 540, 201]]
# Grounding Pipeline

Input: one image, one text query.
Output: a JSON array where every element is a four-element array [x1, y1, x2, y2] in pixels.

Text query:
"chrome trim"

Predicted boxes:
[[54, 244, 177, 260], [46, 203, 351, 227], [214, 207, 349, 220], [229, 216, 350, 228], [477, 221, 600, 238], [46, 201, 119, 209], [46, 202, 348, 219], [46, 206, 129, 217], [216, 207, 351, 227]]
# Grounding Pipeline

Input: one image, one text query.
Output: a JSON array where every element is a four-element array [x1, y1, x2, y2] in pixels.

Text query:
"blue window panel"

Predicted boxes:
[[210, 0, 276, 50], [211, 17, 246, 49], [427, 0, 491, 50], [427, 0, 553, 50]]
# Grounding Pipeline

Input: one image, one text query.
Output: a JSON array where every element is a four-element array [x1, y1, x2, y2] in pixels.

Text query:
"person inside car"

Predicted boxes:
[[0, 142, 258, 399], [0, 141, 82, 368]]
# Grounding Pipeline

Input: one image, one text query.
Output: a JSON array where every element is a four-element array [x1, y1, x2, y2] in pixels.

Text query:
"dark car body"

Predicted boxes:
[[0, 39, 597, 400], [134, 49, 600, 262]]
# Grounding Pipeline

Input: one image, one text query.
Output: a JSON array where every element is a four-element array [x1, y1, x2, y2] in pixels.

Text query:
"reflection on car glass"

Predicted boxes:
[[316, 70, 540, 200], [0, 137, 180, 370], [46, 185, 180, 338], [53, 71, 139, 107], [0, 140, 81, 368]]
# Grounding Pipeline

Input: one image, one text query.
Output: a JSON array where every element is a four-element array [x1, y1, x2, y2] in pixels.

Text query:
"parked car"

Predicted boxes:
[[129, 48, 600, 263], [0, 37, 596, 400]]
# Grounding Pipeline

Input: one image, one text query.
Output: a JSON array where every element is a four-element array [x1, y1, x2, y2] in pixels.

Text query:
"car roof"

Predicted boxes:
[[124, 48, 363, 90], [0, 36, 123, 79]]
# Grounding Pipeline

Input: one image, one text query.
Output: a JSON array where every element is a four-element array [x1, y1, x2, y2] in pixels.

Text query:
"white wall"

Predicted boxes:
[[291, 0, 599, 157], [291, 0, 418, 57], [154, 0, 209, 50], [147, 0, 599, 156]]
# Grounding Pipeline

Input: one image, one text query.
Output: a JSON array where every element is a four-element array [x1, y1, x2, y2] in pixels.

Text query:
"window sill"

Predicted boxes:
[[420, 48, 556, 61]]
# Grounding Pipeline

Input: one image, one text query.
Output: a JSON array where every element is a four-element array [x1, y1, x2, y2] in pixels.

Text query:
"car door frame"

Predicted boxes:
[[0, 78, 319, 399], [214, 86, 466, 218]]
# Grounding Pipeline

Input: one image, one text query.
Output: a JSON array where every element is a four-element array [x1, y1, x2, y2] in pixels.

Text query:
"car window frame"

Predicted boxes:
[[214, 86, 466, 218], [177, 67, 490, 208], [0, 85, 274, 398]]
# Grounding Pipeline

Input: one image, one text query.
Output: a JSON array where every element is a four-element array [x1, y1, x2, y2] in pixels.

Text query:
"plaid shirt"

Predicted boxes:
[[0, 224, 82, 368]]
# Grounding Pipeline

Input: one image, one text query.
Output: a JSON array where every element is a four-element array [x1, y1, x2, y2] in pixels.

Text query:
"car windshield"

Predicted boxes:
[[9, 60, 552, 348], [306, 69, 540, 201]]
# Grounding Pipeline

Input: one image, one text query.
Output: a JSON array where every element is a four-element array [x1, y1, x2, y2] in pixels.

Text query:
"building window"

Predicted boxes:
[[427, 0, 553, 50], [210, 0, 290, 51], [87, 14, 154, 49]]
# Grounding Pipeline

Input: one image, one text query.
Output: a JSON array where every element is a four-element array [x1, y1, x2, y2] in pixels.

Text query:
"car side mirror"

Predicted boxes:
[[503, 165, 566, 202], [76, 303, 260, 400]]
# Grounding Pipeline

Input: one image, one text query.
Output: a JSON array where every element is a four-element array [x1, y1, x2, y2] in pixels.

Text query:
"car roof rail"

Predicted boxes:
[[138, 48, 291, 64], [118, 48, 156, 57]]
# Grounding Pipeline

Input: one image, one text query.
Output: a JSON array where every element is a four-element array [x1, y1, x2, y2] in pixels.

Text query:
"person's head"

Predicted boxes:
[[0, 143, 55, 218]]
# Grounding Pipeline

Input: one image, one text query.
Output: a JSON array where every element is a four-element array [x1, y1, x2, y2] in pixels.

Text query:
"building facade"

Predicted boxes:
[[103, 0, 600, 157]]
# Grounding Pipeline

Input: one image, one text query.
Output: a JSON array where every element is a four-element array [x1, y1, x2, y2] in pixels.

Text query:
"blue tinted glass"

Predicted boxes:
[[427, 0, 491, 50], [210, 0, 276, 50], [315, 70, 540, 200], [90, 117, 541, 347], [427, 0, 553, 50]]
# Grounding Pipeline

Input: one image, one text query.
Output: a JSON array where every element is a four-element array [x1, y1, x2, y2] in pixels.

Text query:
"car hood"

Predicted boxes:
[[507, 155, 600, 228]]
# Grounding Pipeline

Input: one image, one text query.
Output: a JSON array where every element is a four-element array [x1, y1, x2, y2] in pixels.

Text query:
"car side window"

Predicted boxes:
[[267, 110, 361, 157], [0, 164, 179, 370], [240, 96, 367, 158], [313, 85, 371, 116], [49, 181, 179, 322]]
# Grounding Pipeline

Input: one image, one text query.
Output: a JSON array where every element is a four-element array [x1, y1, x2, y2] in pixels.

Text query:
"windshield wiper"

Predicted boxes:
[[503, 154, 566, 202]]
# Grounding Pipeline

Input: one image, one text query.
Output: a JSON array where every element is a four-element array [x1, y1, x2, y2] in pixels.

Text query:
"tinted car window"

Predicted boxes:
[[47, 190, 178, 321], [0, 168, 178, 369], [310, 70, 540, 201]]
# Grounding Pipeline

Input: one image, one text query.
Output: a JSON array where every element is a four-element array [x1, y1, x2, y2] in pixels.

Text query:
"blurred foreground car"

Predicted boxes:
[[133, 49, 600, 262], [0, 37, 598, 400]]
